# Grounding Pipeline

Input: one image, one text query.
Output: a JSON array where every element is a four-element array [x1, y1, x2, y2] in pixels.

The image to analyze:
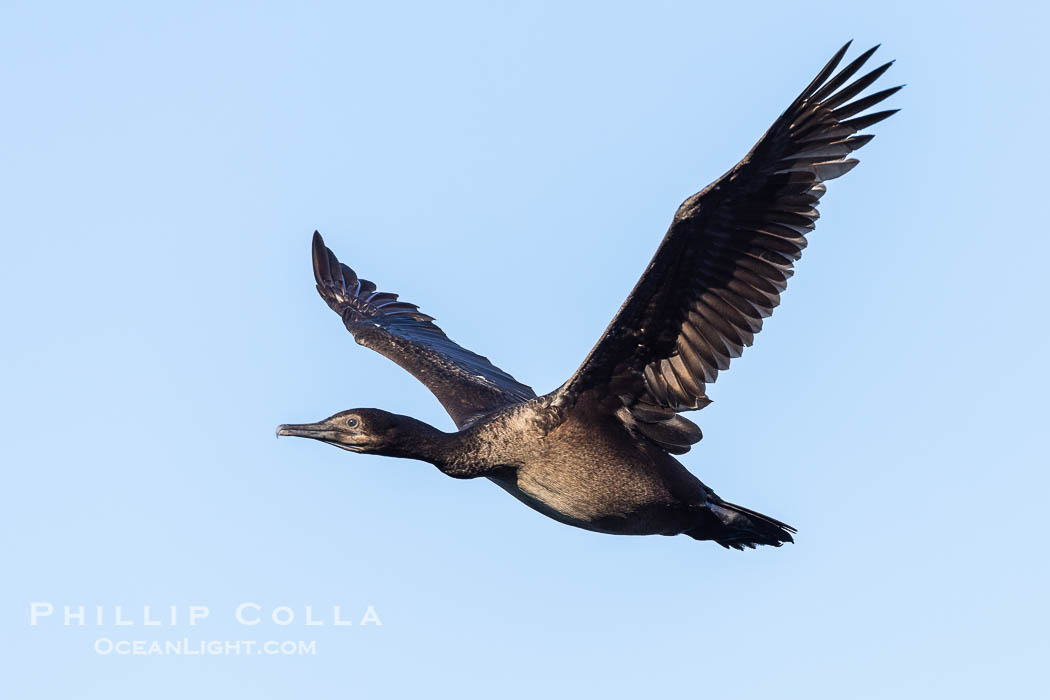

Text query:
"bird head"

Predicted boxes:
[[276, 408, 409, 454]]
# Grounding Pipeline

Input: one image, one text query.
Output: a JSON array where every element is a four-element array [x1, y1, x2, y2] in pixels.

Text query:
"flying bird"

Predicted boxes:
[[277, 42, 899, 549]]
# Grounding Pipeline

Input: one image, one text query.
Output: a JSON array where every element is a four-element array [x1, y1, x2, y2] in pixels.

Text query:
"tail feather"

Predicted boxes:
[[688, 501, 796, 550]]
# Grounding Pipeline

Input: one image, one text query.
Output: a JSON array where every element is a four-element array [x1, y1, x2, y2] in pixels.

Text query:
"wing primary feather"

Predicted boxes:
[[810, 45, 880, 103], [791, 40, 852, 108], [831, 86, 903, 120], [840, 108, 900, 131], [312, 231, 331, 285], [822, 61, 895, 110], [812, 159, 860, 180]]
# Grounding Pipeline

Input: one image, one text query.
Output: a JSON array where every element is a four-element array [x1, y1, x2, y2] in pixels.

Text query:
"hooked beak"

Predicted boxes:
[[276, 422, 326, 439], [275, 421, 367, 452]]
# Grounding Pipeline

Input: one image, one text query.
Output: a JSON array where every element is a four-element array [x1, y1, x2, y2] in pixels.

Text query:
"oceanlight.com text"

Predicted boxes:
[[94, 638, 318, 656]]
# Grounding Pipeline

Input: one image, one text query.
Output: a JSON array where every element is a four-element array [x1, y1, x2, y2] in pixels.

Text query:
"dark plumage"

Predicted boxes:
[[277, 42, 899, 549]]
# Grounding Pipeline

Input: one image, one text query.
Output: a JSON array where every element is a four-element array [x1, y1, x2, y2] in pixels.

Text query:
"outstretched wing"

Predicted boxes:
[[311, 232, 535, 428], [556, 42, 900, 453]]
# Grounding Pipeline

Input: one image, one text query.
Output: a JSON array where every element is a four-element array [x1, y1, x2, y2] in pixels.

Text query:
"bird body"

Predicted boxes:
[[278, 42, 900, 549], [445, 395, 706, 535]]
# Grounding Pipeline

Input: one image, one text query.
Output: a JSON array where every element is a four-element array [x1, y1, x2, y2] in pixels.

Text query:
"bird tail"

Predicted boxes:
[[687, 501, 796, 550]]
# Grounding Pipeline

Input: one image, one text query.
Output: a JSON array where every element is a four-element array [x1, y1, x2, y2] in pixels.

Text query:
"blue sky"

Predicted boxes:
[[2, 2, 1048, 698]]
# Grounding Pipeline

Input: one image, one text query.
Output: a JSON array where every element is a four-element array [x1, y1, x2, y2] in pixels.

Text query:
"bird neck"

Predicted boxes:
[[383, 417, 492, 477]]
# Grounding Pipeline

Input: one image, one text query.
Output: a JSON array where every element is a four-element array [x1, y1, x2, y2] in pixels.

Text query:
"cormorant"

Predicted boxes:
[[277, 42, 899, 549]]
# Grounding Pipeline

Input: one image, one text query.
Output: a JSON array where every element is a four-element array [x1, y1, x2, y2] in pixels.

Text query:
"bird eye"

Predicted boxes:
[[346, 417, 359, 429]]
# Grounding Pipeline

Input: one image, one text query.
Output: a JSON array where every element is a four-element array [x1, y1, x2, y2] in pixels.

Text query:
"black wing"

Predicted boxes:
[[311, 232, 536, 429], [555, 42, 900, 453]]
